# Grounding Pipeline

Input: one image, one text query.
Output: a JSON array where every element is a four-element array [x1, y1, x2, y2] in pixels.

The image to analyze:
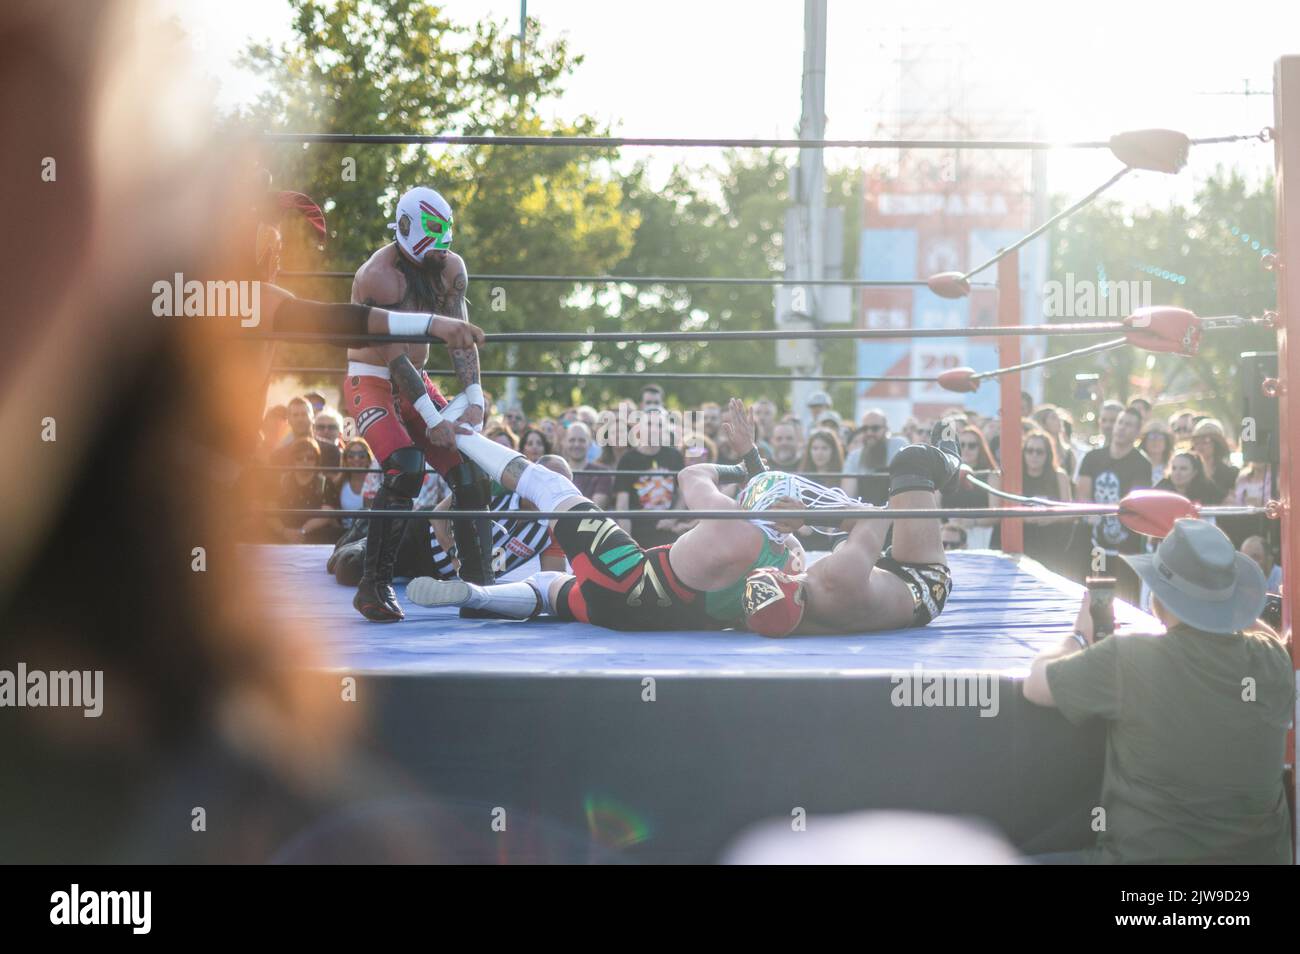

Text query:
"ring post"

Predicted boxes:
[[998, 251, 1024, 553], [1273, 55, 1300, 858]]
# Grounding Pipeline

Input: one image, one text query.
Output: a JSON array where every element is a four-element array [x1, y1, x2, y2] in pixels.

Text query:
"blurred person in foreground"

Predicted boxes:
[[1024, 519, 1292, 864], [0, 0, 593, 864]]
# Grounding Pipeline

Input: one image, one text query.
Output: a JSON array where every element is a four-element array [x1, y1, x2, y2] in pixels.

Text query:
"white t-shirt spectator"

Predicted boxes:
[[338, 473, 381, 527]]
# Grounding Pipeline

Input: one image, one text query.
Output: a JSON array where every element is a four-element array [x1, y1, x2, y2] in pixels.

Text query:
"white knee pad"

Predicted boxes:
[[527, 571, 568, 615], [517, 463, 583, 513]]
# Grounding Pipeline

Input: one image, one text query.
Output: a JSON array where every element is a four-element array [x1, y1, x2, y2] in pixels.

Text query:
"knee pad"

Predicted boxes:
[[888, 444, 959, 497], [448, 461, 489, 501], [381, 446, 425, 498], [526, 571, 567, 615], [517, 462, 582, 513]]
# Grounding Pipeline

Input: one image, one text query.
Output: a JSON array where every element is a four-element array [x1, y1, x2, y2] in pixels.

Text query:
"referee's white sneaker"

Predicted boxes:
[[407, 577, 471, 608]]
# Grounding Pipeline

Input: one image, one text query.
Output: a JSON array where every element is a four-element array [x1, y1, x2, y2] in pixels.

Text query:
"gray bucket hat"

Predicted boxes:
[[1121, 518, 1266, 633]]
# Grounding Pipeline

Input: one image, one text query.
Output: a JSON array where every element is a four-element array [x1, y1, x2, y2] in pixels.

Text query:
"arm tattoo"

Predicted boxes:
[[438, 270, 480, 389], [388, 352, 429, 404]]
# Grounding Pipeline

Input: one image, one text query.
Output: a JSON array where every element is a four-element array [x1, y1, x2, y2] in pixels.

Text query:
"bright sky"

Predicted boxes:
[[162, 0, 1291, 201]]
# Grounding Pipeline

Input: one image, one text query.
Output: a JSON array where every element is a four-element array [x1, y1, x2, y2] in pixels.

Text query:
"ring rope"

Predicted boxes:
[[264, 503, 1275, 523], [279, 271, 996, 289], [961, 169, 1131, 282], [260, 131, 1269, 150], [245, 322, 1132, 345], [269, 365, 938, 384]]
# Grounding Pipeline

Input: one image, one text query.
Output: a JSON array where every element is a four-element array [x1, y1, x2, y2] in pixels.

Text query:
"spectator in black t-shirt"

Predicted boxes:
[[268, 437, 340, 544], [1191, 419, 1238, 505], [1020, 428, 1074, 577], [1075, 407, 1151, 600], [614, 409, 685, 549], [1156, 452, 1221, 507], [941, 425, 1001, 549]]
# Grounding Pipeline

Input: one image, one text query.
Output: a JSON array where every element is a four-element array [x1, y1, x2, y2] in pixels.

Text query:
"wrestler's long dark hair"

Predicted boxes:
[[394, 249, 445, 312]]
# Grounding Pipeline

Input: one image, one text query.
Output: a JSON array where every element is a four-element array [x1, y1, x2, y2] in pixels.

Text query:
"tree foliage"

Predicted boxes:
[[1045, 168, 1275, 430]]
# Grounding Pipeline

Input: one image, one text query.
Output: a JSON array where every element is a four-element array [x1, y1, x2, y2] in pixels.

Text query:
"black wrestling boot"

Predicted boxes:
[[447, 462, 500, 619], [353, 491, 409, 622]]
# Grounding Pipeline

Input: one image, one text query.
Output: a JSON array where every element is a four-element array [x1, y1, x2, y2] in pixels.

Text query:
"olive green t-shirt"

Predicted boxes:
[[1046, 625, 1294, 864]]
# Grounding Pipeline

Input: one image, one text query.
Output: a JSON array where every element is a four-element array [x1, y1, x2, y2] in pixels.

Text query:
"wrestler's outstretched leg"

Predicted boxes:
[[452, 430, 588, 512], [407, 570, 571, 618], [408, 431, 591, 617]]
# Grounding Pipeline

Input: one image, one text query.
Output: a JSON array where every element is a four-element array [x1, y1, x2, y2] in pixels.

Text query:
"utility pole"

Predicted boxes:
[[503, 0, 528, 415], [784, 0, 827, 425]]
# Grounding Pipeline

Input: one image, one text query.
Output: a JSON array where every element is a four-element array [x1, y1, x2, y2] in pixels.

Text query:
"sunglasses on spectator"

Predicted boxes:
[[1025, 446, 1047, 456], [942, 539, 962, 550], [344, 450, 369, 460], [959, 441, 980, 450], [863, 424, 886, 432]]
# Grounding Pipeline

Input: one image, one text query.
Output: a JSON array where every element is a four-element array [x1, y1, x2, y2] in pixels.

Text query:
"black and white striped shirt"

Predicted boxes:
[[427, 491, 558, 579]]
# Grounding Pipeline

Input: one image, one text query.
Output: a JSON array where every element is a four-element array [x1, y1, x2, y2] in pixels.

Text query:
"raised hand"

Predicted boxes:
[[722, 397, 756, 456]]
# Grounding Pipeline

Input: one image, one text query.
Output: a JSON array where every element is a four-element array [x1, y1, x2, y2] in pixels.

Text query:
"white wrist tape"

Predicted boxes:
[[465, 383, 485, 409], [388, 311, 432, 336], [412, 393, 444, 429]]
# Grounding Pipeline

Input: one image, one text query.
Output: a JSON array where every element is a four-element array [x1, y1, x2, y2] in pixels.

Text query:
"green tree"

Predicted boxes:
[[236, 0, 638, 406], [1045, 168, 1275, 432]]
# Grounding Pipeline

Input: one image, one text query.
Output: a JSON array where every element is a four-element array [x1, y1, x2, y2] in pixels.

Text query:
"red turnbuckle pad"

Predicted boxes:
[[937, 367, 979, 393], [1108, 129, 1190, 174], [1123, 306, 1201, 355], [1118, 489, 1199, 538], [927, 271, 971, 299]]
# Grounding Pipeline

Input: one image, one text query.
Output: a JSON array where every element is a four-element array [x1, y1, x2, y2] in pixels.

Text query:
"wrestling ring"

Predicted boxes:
[[242, 67, 1300, 862]]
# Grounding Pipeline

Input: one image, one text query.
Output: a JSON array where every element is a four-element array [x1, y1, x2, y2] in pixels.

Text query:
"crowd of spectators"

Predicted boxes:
[[250, 380, 1282, 610]]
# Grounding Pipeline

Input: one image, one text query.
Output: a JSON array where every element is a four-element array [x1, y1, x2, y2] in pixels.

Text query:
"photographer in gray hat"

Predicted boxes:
[[1023, 518, 1294, 864]]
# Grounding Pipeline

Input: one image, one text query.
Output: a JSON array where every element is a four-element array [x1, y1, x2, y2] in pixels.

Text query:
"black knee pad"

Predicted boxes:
[[381, 446, 425, 498], [888, 444, 959, 497]]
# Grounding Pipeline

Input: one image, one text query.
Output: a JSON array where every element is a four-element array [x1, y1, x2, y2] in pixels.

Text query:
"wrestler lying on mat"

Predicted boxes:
[[408, 399, 804, 630], [407, 398, 961, 635]]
